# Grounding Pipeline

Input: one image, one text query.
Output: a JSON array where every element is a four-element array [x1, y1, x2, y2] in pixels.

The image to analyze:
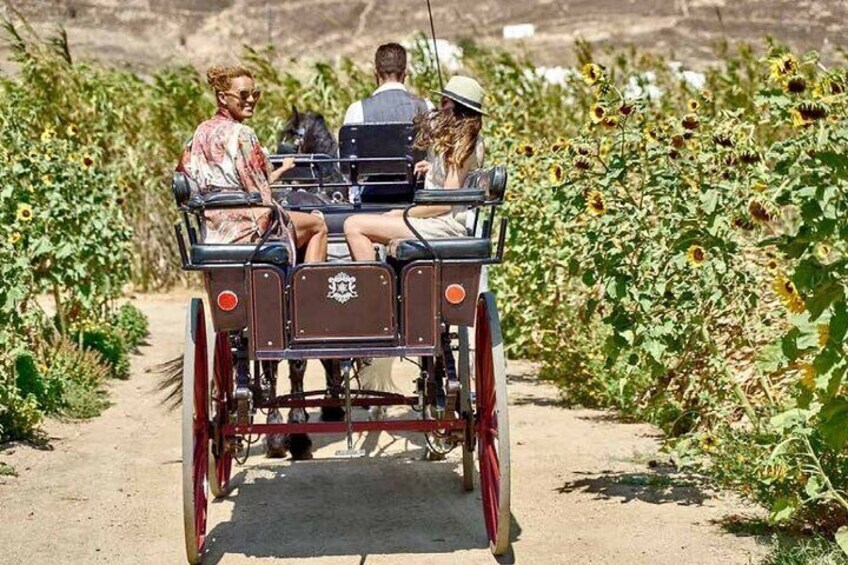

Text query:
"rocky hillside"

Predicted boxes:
[[1, 0, 846, 71]]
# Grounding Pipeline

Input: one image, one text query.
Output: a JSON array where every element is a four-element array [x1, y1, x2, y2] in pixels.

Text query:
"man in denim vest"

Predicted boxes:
[[343, 44, 432, 421], [343, 43, 433, 124]]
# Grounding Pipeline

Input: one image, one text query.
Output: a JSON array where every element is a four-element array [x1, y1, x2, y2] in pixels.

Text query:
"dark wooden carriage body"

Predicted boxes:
[[173, 123, 511, 564]]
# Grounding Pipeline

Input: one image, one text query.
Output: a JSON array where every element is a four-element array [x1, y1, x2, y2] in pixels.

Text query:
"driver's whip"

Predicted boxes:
[[425, 0, 445, 91]]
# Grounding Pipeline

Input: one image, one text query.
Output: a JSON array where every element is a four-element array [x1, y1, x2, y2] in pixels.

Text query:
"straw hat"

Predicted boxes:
[[433, 75, 487, 115]]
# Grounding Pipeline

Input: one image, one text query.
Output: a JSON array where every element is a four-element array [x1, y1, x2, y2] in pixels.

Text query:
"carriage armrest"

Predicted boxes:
[[413, 188, 487, 206], [186, 191, 263, 211]]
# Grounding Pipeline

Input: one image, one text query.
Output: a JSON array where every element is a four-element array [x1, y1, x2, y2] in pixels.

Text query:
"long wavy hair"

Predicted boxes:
[[413, 102, 482, 168]]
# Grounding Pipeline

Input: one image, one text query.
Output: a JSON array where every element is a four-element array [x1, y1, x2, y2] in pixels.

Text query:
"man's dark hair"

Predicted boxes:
[[375, 43, 407, 79]]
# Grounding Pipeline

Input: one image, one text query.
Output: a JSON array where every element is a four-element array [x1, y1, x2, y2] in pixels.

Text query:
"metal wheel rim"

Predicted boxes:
[[458, 326, 475, 492], [182, 299, 209, 564], [475, 293, 511, 556], [210, 331, 234, 498]]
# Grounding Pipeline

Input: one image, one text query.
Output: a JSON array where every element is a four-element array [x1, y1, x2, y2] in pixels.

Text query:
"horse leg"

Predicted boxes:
[[285, 359, 313, 460], [264, 361, 288, 458], [320, 359, 345, 422]]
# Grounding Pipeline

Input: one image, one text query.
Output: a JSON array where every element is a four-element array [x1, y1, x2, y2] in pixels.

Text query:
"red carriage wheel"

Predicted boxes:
[[182, 298, 210, 565], [474, 292, 511, 556], [209, 331, 234, 498]]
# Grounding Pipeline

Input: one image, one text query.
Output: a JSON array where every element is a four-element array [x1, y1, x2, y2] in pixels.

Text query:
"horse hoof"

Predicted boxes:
[[320, 406, 346, 422], [285, 433, 313, 460], [265, 434, 288, 458]]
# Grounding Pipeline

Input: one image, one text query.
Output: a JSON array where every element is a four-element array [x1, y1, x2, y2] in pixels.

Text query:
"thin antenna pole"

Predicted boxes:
[[426, 0, 444, 90]]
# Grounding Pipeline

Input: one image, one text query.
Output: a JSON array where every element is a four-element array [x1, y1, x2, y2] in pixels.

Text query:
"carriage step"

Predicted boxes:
[[335, 448, 366, 458]]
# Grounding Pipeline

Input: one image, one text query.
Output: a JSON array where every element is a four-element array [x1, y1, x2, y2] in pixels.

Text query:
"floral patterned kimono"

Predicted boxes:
[[178, 109, 294, 258]]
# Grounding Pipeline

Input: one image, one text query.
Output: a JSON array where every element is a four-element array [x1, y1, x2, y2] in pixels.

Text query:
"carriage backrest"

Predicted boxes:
[[276, 153, 340, 183], [338, 122, 423, 179]]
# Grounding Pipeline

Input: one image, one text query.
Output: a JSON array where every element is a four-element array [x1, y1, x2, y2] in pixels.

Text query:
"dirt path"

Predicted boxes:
[[0, 292, 768, 565]]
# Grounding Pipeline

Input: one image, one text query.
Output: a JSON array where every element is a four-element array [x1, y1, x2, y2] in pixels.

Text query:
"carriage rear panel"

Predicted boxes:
[[290, 264, 396, 343], [249, 267, 286, 354], [204, 269, 249, 331], [401, 263, 437, 347]]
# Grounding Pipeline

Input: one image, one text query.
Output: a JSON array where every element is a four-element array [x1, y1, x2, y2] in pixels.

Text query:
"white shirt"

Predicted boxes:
[[343, 82, 434, 125]]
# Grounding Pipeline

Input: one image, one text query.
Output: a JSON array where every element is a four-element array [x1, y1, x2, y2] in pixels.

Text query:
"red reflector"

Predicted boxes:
[[217, 291, 239, 312], [444, 284, 466, 305]]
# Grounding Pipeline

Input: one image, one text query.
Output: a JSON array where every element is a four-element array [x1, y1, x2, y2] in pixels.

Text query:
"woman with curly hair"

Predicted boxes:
[[179, 65, 327, 262], [343, 75, 486, 260]]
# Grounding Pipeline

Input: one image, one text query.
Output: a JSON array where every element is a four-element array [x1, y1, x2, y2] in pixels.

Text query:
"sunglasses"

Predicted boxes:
[[222, 88, 262, 103]]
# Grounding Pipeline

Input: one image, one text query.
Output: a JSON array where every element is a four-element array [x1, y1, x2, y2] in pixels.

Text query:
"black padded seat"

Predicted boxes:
[[190, 243, 289, 266], [391, 238, 491, 261]]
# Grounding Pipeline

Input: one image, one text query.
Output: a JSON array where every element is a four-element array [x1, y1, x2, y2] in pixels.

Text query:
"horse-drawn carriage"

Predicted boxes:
[[172, 121, 511, 563]]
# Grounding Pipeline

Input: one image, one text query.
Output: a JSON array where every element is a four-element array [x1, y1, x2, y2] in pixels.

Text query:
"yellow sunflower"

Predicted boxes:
[[573, 155, 593, 171], [748, 200, 773, 224], [815, 243, 831, 261], [796, 101, 829, 122], [66, 123, 78, 137], [687, 99, 700, 112], [785, 75, 807, 94], [515, 143, 534, 158], [766, 258, 780, 274], [699, 433, 720, 452], [799, 364, 816, 390], [682, 113, 700, 130], [816, 73, 846, 96], [40, 127, 55, 143], [618, 102, 634, 116], [581, 63, 604, 86], [586, 190, 606, 215], [769, 53, 798, 82], [590, 103, 606, 124], [601, 115, 619, 129], [7, 231, 22, 245], [16, 203, 34, 222], [773, 275, 806, 314], [791, 109, 812, 128], [550, 138, 569, 153], [548, 163, 565, 184], [81, 154, 95, 170], [818, 324, 830, 348], [686, 245, 706, 267], [644, 125, 660, 142]]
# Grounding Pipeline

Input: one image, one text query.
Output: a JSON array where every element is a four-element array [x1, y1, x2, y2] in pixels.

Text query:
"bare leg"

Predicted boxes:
[[289, 211, 328, 263], [343, 214, 414, 261]]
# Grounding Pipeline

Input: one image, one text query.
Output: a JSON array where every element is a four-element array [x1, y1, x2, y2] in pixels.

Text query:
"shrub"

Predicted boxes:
[[111, 303, 149, 350], [0, 378, 43, 443], [13, 351, 64, 413], [80, 326, 130, 380]]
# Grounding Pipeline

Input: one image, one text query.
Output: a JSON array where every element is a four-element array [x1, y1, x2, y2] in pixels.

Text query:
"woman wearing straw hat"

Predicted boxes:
[[344, 75, 486, 261]]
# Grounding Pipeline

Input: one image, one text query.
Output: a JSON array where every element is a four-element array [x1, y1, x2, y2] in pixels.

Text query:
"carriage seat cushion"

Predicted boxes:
[[190, 243, 289, 266], [389, 238, 491, 261]]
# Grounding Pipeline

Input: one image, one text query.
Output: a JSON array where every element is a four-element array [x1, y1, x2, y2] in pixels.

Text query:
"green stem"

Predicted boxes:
[[52, 282, 66, 336]]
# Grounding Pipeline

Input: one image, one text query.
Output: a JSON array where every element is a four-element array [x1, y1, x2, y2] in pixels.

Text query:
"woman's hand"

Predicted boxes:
[[413, 160, 430, 178], [280, 156, 296, 172], [269, 156, 296, 183]]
